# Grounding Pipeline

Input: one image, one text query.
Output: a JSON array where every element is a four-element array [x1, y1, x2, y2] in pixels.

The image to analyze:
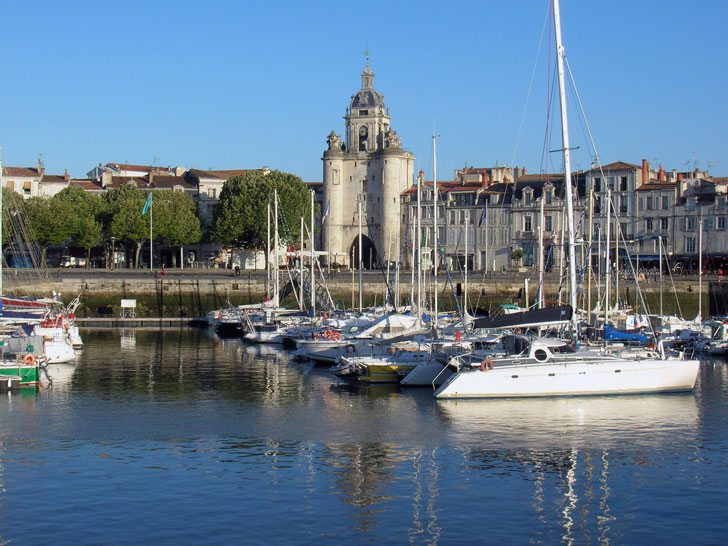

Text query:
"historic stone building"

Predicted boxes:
[[322, 61, 414, 268]]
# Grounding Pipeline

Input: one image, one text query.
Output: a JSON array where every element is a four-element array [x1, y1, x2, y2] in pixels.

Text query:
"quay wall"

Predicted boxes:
[[2, 269, 719, 318]]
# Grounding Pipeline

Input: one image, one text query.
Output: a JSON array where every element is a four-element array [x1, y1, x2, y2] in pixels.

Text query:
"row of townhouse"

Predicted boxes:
[[400, 160, 728, 273]]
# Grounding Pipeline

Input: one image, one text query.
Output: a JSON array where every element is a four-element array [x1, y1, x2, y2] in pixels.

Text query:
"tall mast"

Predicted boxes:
[[358, 200, 363, 311], [553, 0, 579, 334], [416, 170, 423, 324], [274, 187, 279, 307], [310, 189, 316, 316], [267, 201, 271, 299], [433, 134, 439, 336]]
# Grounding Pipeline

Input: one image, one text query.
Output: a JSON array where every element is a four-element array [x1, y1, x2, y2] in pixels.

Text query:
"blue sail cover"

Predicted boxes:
[[604, 324, 648, 344]]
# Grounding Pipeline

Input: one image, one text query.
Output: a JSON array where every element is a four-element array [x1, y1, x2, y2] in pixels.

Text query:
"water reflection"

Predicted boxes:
[[0, 330, 725, 545]]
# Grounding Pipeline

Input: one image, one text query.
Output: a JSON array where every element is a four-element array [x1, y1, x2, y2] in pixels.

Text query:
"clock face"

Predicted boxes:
[[359, 126, 368, 137]]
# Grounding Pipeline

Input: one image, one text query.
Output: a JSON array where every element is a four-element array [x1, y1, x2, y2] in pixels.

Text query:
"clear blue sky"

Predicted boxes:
[[1, 0, 726, 182]]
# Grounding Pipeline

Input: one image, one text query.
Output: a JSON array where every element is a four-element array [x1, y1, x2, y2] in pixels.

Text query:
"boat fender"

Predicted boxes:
[[480, 359, 493, 372], [326, 329, 333, 340], [23, 353, 36, 366], [345, 344, 356, 353], [335, 331, 341, 341]]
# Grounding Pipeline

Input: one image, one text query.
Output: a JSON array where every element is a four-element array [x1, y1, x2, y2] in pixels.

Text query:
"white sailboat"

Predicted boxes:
[[434, 0, 699, 399]]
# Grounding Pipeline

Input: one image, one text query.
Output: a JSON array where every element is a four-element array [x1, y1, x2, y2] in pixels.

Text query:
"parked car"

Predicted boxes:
[[60, 256, 87, 268]]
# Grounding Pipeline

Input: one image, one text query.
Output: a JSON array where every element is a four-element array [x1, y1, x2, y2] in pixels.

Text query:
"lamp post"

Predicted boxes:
[[110, 237, 115, 270]]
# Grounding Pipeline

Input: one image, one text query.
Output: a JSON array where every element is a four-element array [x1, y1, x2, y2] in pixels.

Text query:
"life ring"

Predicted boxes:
[[480, 359, 494, 372], [23, 353, 36, 366]]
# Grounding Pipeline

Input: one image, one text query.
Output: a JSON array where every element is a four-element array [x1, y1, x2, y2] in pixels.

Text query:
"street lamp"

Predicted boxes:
[[111, 237, 115, 270]]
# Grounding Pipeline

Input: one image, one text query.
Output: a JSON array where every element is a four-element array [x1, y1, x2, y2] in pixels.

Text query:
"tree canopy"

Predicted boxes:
[[210, 170, 315, 248]]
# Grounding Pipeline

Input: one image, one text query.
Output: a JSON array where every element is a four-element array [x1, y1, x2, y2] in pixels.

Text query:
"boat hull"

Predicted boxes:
[[0, 364, 40, 387], [434, 359, 700, 399]]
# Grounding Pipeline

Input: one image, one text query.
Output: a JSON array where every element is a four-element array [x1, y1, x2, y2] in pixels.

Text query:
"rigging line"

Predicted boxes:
[[511, 0, 552, 168], [564, 56, 601, 168]]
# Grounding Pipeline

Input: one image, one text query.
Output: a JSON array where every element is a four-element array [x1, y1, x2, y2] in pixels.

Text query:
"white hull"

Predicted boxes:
[[434, 358, 700, 399]]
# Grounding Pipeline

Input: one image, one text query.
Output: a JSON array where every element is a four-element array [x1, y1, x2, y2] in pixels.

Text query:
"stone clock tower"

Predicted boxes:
[[322, 60, 414, 268]]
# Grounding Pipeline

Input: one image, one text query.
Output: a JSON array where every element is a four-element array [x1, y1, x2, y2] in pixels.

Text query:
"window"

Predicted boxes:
[[719, 216, 727, 230], [545, 190, 552, 204], [620, 196, 628, 213], [593, 177, 601, 192], [524, 191, 532, 205], [608, 176, 615, 190], [687, 217, 696, 231], [704, 217, 713, 231], [524, 216, 533, 232], [620, 176, 628, 191], [717, 196, 726, 208], [545, 215, 552, 232], [660, 217, 669, 230], [450, 211, 456, 223], [639, 198, 644, 212], [645, 218, 653, 231], [522, 243, 534, 267], [686, 237, 696, 253], [646, 197, 654, 210], [460, 210, 466, 224], [662, 196, 669, 210]]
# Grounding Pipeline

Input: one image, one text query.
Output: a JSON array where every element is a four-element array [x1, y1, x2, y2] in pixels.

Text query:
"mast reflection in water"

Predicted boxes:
[[0, 329, 726, 544]]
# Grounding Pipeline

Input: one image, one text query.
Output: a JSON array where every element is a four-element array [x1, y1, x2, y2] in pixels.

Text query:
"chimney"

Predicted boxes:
[[658, 165, 665, 182], [64, 168, 69, 180], [521, 167, 527, 177], [642, 159, 649, 184]]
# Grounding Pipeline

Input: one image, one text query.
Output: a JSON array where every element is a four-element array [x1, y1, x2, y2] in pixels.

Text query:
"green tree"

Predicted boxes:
[[24, 197, 75, 264], [153, 190, 201, 266], [104, 183, 148, 268], [210, 170, 314, 249], [53, 187, 105, 268]]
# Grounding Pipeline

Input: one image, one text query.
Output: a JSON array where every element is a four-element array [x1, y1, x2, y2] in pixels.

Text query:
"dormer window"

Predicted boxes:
[[524, 189, 532, 205], [545, 190, 552, 204]]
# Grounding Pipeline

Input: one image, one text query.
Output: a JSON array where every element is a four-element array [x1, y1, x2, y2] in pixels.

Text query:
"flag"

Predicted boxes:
[[321, 200, 330, 223], [142, 193, 152, 215], [478, 199, 488, 227]]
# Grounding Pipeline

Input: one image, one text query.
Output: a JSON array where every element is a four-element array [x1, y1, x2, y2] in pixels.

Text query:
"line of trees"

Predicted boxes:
[[4, 184, 201, 268], [2, 169, 315, 268]]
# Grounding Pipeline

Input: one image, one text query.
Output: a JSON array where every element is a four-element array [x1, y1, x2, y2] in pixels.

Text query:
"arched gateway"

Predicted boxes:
[[349, 235, 377, 270]]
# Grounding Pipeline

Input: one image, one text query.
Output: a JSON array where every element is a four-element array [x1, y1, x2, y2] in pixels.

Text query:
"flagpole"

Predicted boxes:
[[150, 192, 153, 272]]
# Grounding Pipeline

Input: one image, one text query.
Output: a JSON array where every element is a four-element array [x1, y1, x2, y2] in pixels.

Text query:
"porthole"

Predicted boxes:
[[534, 349, 548, 362]]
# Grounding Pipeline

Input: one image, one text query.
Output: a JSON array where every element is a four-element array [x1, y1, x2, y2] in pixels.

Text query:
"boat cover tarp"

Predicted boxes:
[[604, 325, 648, 343], [473, 305, 572, 330]]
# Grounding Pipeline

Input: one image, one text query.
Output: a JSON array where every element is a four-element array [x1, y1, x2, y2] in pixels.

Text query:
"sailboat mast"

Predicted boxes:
[[310, 189, 316, 316], [416, 170, 423, 324], [433, 135, 439, 336], [553, 0, 579, 333], [358, 200, 363, 311], [274, 187, 280, 307]]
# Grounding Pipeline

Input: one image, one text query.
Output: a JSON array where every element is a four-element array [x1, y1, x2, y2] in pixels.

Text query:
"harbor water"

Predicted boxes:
[[2, 328, 727, 544]]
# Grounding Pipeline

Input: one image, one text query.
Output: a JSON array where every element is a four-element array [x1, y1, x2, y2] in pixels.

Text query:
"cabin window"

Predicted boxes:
[[534, 349, 548, 362]]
